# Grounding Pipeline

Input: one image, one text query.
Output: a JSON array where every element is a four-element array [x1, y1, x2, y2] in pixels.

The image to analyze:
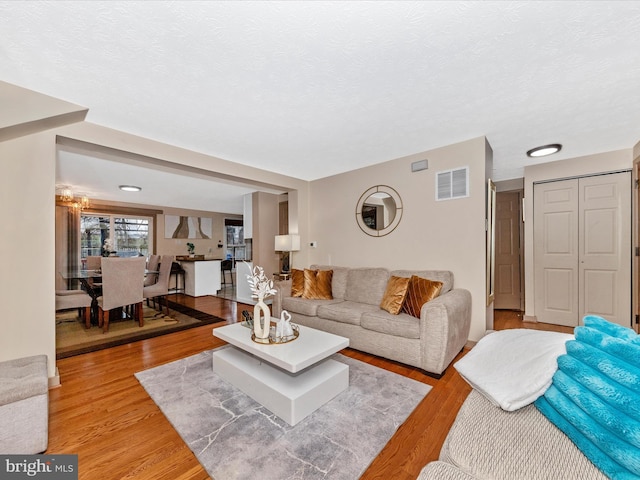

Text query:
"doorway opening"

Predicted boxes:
[[494, 188, 524, 311]]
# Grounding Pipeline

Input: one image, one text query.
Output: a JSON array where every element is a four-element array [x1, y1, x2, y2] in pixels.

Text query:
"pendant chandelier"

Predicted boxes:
[[56, 185, 91, 210]]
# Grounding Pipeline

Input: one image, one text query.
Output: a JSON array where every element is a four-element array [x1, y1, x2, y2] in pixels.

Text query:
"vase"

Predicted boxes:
[[253, 294, 271, 343]]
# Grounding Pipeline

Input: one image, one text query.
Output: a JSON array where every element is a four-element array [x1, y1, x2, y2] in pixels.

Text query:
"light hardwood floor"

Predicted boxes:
[[48, 296, 571, 480]]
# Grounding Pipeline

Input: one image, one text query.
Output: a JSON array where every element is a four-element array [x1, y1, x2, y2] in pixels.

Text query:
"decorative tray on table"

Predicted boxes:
[[242, 310, 299, 344], [251, 324, 299, 345]]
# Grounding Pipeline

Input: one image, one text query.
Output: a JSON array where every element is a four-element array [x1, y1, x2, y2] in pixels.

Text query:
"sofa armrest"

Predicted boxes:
[[272, 279, 292, 317], [420, 288, 472, 375]]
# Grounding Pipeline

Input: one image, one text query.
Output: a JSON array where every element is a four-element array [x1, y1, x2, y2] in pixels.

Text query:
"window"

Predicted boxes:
[[81, 213, 152, 258], [224, 218, 245, 265]]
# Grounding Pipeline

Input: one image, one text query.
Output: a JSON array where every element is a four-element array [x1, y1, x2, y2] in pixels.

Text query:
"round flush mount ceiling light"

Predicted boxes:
[[526, 144, 562, 158], [119, 185, 142, 192]]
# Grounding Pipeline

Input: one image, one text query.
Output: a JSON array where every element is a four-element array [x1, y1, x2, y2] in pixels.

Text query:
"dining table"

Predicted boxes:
[[60, 268, 158, 324]]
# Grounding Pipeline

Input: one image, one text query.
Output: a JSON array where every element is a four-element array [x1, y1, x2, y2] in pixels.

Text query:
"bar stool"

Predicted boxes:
[[221, 259, 234, 286], [170, 262, 185, 295]]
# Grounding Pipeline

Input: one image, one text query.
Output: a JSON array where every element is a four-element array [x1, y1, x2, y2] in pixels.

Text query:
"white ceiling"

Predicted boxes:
[[55, 149, 262, 214], [2, 1, 640, 212]]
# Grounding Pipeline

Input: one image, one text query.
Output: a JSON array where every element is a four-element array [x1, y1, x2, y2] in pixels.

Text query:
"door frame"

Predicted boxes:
[[633, 159, 640, 333]]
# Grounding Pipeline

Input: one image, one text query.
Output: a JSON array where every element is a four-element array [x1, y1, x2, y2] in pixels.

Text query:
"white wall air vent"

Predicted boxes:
[[436, 166, 469, 201]]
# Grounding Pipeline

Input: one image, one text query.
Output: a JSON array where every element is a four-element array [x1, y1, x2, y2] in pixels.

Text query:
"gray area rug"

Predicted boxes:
[[135, 347, 431, 479]]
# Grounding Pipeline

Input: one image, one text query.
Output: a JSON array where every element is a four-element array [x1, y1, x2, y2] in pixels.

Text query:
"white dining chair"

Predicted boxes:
[[143, 255, 173, 316], [56, 291, 93, 329], [97, 257, 145, 333], [85, 256, 103, 289], [144, 254, 161, 287]]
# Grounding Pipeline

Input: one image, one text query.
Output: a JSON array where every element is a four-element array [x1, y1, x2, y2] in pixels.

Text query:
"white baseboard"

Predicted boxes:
[[48, 367, 61, 388]]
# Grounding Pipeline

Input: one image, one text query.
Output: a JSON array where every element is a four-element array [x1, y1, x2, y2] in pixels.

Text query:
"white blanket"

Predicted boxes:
[[454, 329, 574, 411]]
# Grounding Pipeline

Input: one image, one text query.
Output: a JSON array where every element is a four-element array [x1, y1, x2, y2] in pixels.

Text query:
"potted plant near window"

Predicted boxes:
[[187, 242, 195, 258]]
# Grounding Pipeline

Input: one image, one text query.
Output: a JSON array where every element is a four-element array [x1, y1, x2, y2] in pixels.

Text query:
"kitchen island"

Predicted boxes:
[[177, 257, 221, 297]]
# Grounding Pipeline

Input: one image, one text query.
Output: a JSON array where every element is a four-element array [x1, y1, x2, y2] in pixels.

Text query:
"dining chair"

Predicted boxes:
[[143, 255, 173, 316], [97, 257, 145, 333], [86, 256, 102, 270], [56, 291, 93, 329], [85, 256, 103, 289], [144, 254, 161, 287], [55, 289, 88, 296], [221, 259, 234, 287]]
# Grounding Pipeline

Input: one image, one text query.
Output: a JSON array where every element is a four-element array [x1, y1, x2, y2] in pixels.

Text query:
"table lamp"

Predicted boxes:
[[275, 234, 301, 273]]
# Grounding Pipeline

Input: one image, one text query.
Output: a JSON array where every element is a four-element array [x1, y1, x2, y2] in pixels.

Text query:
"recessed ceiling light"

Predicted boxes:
[[526, 144, 562, 158], [119, 185, 142, 192]]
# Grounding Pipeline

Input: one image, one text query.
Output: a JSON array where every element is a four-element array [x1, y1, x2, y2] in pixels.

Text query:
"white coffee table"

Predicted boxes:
[[212, 321, 349, 425]]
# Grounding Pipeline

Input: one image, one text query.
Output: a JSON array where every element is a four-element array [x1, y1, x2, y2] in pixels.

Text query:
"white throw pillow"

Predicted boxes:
[[454, 329, 574, 411]]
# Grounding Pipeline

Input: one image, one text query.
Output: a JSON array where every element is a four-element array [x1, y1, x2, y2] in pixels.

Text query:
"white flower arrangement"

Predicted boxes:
[[102, 238, 115, 257], [246, 264, 277, 300]]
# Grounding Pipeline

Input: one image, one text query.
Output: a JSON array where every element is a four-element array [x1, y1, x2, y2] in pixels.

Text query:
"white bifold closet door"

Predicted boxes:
[[534, 171, 631, 328]]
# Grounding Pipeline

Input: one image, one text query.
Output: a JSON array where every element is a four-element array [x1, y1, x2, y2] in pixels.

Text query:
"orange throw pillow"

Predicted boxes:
[[402, 275, 443, 318], [380, 276, 410, 315], [290, 269, 305, 297], [302, 269, 333, 300]]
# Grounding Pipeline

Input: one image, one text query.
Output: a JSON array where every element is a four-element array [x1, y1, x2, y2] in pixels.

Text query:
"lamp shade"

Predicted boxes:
[[275, 234, 301, 252]]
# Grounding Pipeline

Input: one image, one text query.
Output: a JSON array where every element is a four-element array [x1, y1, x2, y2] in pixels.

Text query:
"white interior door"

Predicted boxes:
[[534, 179, 579, 327], [579, 173, 631, 326], [534, 172, 631, 328]]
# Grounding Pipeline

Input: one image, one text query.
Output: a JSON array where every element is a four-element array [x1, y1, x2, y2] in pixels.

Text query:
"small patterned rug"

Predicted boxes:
[[136, 348, 431, 479]]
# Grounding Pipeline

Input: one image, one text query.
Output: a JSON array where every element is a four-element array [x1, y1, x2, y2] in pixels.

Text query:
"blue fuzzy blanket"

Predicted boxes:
[[535, 315, 640, 479]]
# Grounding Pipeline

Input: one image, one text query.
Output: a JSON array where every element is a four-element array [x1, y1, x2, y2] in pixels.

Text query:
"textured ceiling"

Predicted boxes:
[[2, 1, 640, 210]]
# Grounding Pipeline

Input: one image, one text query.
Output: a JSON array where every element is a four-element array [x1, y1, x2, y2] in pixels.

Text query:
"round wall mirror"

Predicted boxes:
[[355, 185, 403, 237]]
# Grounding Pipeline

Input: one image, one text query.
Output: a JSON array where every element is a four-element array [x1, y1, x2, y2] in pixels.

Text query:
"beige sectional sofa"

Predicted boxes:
[[418, 314, 640, 479], [272, 265, 472, 376], [417, 389, 607, 479]]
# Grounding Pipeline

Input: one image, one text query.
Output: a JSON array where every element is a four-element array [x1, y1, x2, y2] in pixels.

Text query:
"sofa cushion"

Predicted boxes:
[[290, 269, 304, 297], [344, 268, 389, 306], [402, 275, 443, 318], [418, 461, 479, 480], [390, 270, 453, 294], [534, 315, 640, 479], [361, 310, 420, 339], [310, 265, 349, 299], [317, 301, 380, 326], [441, 390, 607, 480], [282, 296, 343, 317], [0, 355, 48, 407], [302, 269, 333, 300], [380, 275, 410, 315]]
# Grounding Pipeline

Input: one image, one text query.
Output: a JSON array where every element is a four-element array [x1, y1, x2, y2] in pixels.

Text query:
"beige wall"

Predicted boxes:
[[0, 81, 87, 141], [250, 192, 281, 276], [157, 207, 242, 258], [495, 177, 524, 192], [309, 136, 491, 341], [0, 85, 310, 381], [523, 149, 634, 319], [0, 131, 58, 378]]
